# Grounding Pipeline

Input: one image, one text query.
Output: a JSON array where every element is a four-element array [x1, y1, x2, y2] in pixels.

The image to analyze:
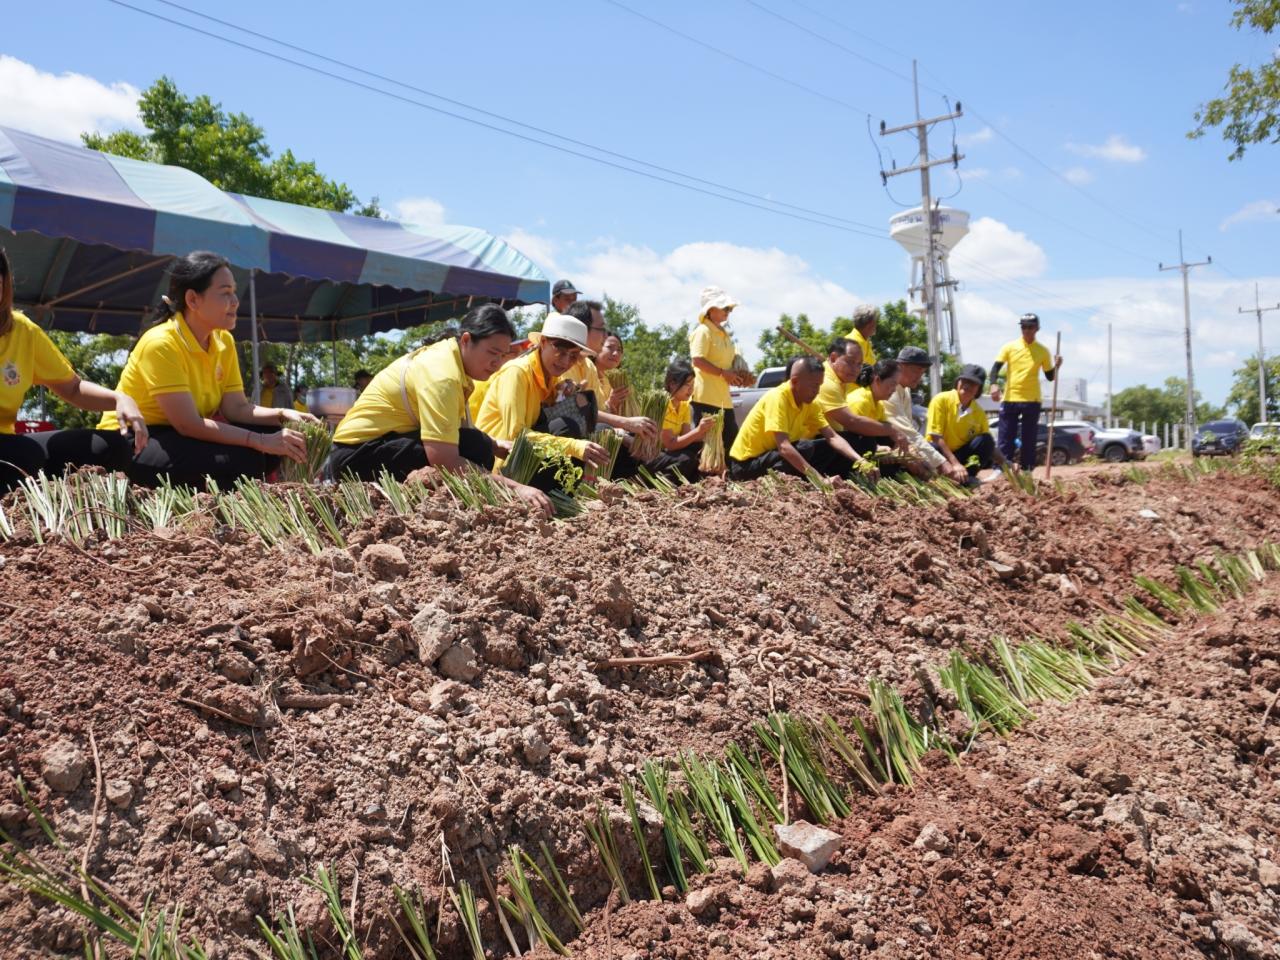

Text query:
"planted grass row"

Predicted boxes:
[[2, 514, 1273, 959]]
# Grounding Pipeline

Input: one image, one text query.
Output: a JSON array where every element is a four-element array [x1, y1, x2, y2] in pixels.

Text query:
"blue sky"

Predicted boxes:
[[3, 0, 1278, 412]]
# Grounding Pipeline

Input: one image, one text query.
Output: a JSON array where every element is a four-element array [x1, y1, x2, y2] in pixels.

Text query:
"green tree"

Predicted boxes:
[[1191, 0, 1280, 159], [753, 313, 829, 371], [1224, 355, 1280, 423], [83, 77, 380, 214], [1111, 376, 1224, 426], [603, 297, 689, 392]]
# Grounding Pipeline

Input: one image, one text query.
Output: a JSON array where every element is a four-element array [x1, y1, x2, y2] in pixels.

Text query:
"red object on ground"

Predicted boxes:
[[14, 420, 56, 434]]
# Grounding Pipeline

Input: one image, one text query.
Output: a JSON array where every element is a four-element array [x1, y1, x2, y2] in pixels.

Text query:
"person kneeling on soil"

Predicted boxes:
[[843, 359, 914, 474], [727, 356, 864, 481], [327, 303, 552, 516], [649, 358, 713, 481], [0, 247, 148, 490], [102, 251, 314, 489], [926, 364, 1007, 481], [475, 312, 611, 488], [885, 347, 967, 484]]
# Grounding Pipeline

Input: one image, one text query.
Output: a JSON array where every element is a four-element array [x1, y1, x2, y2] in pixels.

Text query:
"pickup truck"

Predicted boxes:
[[730, 366, 787, 426]]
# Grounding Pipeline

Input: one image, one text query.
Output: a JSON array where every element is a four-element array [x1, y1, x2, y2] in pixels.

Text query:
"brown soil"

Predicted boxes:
[[0, 465, 1276, 958]]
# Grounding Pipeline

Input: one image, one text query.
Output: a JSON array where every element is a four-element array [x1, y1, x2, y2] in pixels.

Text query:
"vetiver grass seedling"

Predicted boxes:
[[499, 845, 568, 955], [818, 716, 882, 795], [389, 885, 440, 960], [678, 752, 749, 871], [449, 881, 485, 960], [584, 802, 633, 903], [622, 780, 662, 900], [639, 760, 706, 891], [279, 421, 334, 484], [302, 865, 362, 960], [257, 905, 319, 960], [754, 714, 849, 825]]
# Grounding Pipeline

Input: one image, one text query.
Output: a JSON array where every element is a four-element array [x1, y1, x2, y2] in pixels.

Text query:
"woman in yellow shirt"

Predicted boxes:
[[104, 251, 313, 488], [651, 358, 713, 481], [689, 286, 752, 453], [0, 248, 149, 490], [843, 360, 910, 458]]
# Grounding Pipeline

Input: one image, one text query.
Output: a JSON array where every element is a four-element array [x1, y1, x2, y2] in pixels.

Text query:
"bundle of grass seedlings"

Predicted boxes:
[[590, 428, 623, 481], [604, 369, 640, 417], [629, 389, 669, 462], [500, 429, 584, 518], [698, 410, 725, 474], [278, 420, 334, 483]]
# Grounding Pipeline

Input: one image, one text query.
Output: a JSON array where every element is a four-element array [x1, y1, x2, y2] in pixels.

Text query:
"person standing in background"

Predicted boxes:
[[989, 313, 1061, 472]]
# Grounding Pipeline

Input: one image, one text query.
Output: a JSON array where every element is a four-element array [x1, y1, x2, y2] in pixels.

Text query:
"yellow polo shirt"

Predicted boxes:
[[468, 376, 492, 423], [527, 332, 611, 408], [100, 313, 243, 430], [689, 318, 736, 409], [926, 389, 991, 451], [847, 386, 887, 421], [260, 384, 289, 409], [0, 311, 76, 434], [851, 329, 877, 366], [662, 398, 691, 439], [333, 339, 473, 445], [995, 338, 1053, 403], [730, 382, 824, 461], [475, 350, 587, 463], [814, 361, 856, 428]]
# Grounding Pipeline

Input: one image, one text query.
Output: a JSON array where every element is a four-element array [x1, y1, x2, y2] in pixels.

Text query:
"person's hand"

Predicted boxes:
[[734, 370, 755, 387], [990, 385, 1002, 402], [1054, 355, 1063, 370], [114, 394, 149, 455], [693, 417, 714, 440], [581, 441, 611, 468], [513, 482, 554, 519], [626, 416, 659, 442], [491, 437, 513, 460], [891, 430, 911, 454], [606, 385, 629, 413], [252, 428, 307, 463], [554, 380, 581, 401], [945, 462, 968, 484], [278, 408, 321, 426]]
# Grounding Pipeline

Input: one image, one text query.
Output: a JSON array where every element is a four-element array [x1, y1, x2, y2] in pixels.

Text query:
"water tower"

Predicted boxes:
[[889, 206, 970, 361]]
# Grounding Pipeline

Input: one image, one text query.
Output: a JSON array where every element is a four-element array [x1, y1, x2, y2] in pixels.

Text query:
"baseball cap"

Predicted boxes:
[[957, 363, 987, 386], [1019, 312, 1041, 327], [552, 279, 581, 298], [896, 346, 933, 366]]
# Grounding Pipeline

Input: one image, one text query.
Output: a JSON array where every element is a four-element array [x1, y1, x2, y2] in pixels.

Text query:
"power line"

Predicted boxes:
[[106, 0, 891, 241], [600, 0, 871, 114]]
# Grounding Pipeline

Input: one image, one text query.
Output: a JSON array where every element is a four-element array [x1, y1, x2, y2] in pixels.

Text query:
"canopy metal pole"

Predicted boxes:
[[249, 270, 261, 405], [331, 333, 339, 387]]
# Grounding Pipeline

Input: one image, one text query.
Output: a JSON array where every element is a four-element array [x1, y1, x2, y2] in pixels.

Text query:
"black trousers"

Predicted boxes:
[[691, 402, 738, 456], [998, 401, 1040, 471], [0, 430, 132, 491], [125, 425, 279, 490], [955, 434, 997, 477], [646, 444, 702, 483], [727, 438, 850, 481], [327, 428, 495, 482]]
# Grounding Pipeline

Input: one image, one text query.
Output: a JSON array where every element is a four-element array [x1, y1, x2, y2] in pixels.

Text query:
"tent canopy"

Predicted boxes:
[[0, 126, 549, 342]]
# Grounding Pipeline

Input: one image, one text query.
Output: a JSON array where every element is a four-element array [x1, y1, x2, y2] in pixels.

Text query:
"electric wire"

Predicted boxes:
[[140, 0, 889, 235], [105, 0, 891, 241]]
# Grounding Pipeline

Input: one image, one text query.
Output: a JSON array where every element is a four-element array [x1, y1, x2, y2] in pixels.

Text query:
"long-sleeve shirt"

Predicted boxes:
[[884, 384, 945, 470]]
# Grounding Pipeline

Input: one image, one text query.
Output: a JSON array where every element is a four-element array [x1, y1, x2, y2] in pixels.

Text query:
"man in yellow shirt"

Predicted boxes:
[[728, 356, 863, 480], [990, 313, 1062, 471], [258, 363, 293, 409], [850, 304, 879, 367], [927, 364, 1007, 480]]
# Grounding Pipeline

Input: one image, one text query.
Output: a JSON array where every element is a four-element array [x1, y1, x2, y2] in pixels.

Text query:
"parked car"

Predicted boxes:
[[1045, 420, 1095, 456], [1141, 434, 1162, 456], [1248, 422, 1280, 452], [1052, 419, 1147, 462], [1035, 423, 1086, 466], [730, 366, 786, 426], [1192, 419, 1250, 457]]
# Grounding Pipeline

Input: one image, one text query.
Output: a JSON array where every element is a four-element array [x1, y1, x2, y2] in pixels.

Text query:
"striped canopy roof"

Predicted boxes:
[[0, 126, 549, 342]]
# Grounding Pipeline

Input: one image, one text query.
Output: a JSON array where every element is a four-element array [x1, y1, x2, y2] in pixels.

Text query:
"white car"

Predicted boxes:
[[1054, 419, 1147, 462]]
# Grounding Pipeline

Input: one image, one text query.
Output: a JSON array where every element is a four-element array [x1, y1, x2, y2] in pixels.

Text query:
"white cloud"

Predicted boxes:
[[391, 196, 447, 228], [1062, 166, 1094, 186], [958, 126, 994, 147], [949, 216, 1048, 280], [501, 228, 565, 278], [1065, 134, 1147, 164], [0, 55, 141, 142], [1219, 199, 1278, 231]]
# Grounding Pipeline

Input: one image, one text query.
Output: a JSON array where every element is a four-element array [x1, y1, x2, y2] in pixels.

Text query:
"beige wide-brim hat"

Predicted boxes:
[[540, 312, 596, 356], [699, 285, 739, 320]]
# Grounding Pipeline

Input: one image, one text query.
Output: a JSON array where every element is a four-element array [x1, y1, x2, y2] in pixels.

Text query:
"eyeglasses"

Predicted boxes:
[[545, 338, 583, 360]]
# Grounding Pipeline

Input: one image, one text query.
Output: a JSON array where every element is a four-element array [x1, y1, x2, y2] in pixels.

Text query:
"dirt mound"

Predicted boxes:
[[0, 466, 1277, 957]]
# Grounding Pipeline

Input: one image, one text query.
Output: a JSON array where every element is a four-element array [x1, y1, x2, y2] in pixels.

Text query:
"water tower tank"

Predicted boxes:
[[889, 207, 970, 258]]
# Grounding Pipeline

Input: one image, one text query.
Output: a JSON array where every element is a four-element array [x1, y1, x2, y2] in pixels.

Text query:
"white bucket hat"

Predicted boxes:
[[699, 285, 739, 320], [540, 312, 596, 355]]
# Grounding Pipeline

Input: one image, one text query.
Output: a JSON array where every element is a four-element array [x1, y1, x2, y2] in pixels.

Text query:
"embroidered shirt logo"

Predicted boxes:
[[1, 362, 19, 387], [214, 364, 224, 382]]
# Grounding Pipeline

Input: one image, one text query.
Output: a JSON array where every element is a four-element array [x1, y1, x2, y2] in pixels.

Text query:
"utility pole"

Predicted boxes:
[[880, 62, 963, 394], [1237, 284, 1280, 424], [1106, 323, 1113, 426], [1159, 230, 1210, 449]]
